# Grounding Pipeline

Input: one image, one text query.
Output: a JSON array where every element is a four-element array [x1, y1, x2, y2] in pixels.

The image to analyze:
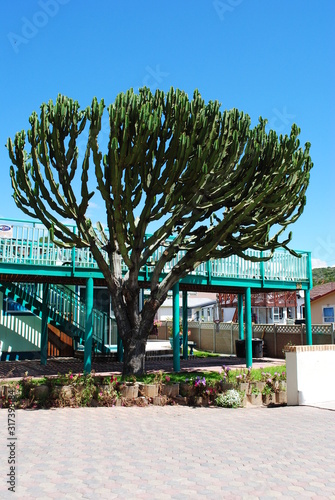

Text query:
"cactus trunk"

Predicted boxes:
[[122, 337, 147, 377]]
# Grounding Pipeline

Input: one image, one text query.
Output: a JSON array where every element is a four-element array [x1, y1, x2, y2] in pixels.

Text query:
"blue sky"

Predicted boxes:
[[1, 0, 334, 268]]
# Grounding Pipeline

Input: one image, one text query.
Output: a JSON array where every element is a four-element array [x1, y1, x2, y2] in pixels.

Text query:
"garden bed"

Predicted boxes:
[[0, 366, 287, 410]]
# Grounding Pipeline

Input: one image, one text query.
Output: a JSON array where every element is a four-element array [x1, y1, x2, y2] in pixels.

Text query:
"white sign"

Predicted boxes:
[[0, 225, 13, 238]]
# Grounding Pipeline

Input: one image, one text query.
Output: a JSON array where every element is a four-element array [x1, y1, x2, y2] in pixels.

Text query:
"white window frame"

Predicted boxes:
[[322, 305, 334, 324], [300, 305, 305, 319], [272, 307, 283, 322]]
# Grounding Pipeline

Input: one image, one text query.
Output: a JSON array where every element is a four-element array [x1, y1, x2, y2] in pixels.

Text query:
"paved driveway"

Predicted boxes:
[[1, 405, 335, 499]]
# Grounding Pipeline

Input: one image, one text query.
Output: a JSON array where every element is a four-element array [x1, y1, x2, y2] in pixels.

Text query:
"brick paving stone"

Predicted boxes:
[[1, 405, 335, 498]]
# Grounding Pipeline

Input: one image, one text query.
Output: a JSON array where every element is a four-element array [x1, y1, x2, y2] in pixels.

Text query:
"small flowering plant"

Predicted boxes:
[[261, 371, 273, 383], [268, 371, 286, 392], [64, 371, 83, 385], [215, 389, 244, 408], [193, 376, 207, 395], [97, 375, 122, 406], [0, 383, 21, 409], [104, 375, 122, 393], [152, 370, 172, 391], [219, 365, 232, 383], [235, 368, 252, 385], [260, 372, 274, 393], [216, 366, 234, 392], [185, 375, 217, 403]]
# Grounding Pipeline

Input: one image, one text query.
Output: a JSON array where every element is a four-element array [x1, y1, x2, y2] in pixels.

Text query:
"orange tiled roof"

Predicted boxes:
[[310, 282, 335, 301]]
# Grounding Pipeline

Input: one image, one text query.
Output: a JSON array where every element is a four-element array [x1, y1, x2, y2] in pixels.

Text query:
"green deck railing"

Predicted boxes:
[[0, 218, 312, 289]]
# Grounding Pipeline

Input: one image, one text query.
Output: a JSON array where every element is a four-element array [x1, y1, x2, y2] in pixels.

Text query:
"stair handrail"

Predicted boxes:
[[5, 282, 117, 351]]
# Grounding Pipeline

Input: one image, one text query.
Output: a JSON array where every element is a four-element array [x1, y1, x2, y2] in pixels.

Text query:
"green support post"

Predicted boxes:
[[40, 282, 49, 366], [307, 251, 313, 290], [305, 288, 312, 345], [206, 260, 212, 285], [84, 277, 93, 373], [238, 293, 244, 340], [182, 290, 188, 359], [71, 226, 76, 275], [172, 282, 180, 371], [260, 251, 265, 286], [245, 287, 252, 368]]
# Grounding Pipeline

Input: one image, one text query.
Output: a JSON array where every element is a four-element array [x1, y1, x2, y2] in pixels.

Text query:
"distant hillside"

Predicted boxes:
[[312, 267, 335, 286]]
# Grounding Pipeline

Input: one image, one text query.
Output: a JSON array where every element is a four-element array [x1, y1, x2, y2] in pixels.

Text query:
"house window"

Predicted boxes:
[[300, 305, 305, 319], [323, 306, 334, 323], [207, 307, 212, 321], [273, 307, 283, 322], [287, 307, 294, 319]]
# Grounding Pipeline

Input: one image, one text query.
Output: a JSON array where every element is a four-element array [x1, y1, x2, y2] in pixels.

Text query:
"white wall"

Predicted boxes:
[[286, 345, 335, 405]]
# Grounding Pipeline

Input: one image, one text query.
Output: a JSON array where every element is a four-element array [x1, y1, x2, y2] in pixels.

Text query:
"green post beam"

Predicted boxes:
[[260, 251, 265, 286], [172, 282, 180, 372], [182, 290, 188, 359], [305, 288, 312, 345], [40, 282, 49, 366], [307, 251, 313, 290], [245, 287, 252, 368], [84, 277, 93, 373], [71, 226, 76, 274], [206, 260, 212, 285], [238, 293, 244, 340]]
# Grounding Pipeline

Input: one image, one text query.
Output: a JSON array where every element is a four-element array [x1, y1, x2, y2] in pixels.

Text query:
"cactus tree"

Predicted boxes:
[[7, 88, 313, 375]]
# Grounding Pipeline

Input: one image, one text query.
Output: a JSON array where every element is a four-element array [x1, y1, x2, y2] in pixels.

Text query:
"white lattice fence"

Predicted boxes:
[[276, 325, 303, 334], [253, 325, 277, 335], [311, 324, 333, 335], [158, 321, 334, 355]]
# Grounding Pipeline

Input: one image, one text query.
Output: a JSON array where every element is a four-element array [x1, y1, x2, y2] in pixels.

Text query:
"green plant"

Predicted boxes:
[[151, 370, 164, 393], [96, 376, 121, 407], [215, 389, 243, 408], [277, 380, 287, 393], [193, 349, 219, 358], [241, 365, 285, 382], [235, 367, 253, 384], [251, 386, 260, 395], [261, 371, 273, 383], [183, 375, 218, 404], [218, 365, 233, 385], [19, 376, 35, 399], [262, 384, 274, 396], [122, 374, 137, 385], [187, 376, 208, 396], [0, 382, 22, 409]]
